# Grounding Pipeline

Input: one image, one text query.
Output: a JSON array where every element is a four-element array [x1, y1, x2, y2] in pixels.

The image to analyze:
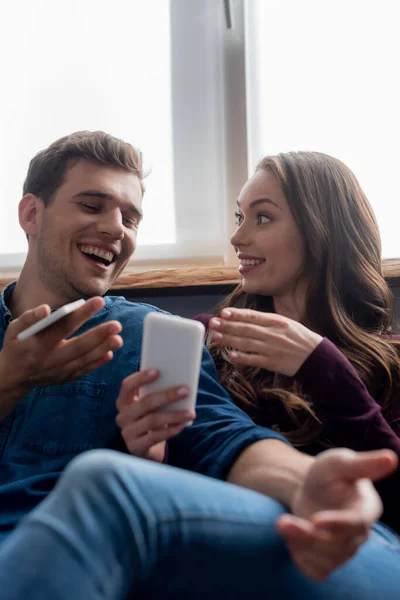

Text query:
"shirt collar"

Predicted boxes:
[[0, 281, 115, 328], [0, 280, 17, 326]]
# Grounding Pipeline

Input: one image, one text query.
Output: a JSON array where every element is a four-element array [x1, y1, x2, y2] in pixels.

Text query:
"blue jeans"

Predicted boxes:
[[0, 449, 399, 599]]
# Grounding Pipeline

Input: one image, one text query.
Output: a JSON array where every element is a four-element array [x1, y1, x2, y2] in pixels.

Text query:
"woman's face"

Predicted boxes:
[[231, 168, 308, 307]]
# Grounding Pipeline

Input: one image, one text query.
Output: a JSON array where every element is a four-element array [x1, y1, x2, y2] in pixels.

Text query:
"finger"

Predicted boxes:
[[124, 423, 186, 457], [313, 474, 383, 528], [279, 518, 357, 581], [38, 297, 107, 345], [116, 369, 160, 409], [351, 451, 398, 481], [30, 350, 115, 386], [312, 519, 369, 555], [44, 325, 123, 367], [329, 449, 398, 483], [279, 527, 333, 582], [115, 390, 138, 412], [277, 514, 327, 542], [288, 547, 339, 582], [211, 331, 269, 356], [279, 514, 365, 554], [10, 304, 51, 338], [47, 334, 123, 376], [58, 352, 115, 381], [288, 531, 361, 580], [60, 329, 123, 363], [312, 505, 380, 534], [227, 350, 268, 368], [210, 318, 286, 348], [117, 385, 190, 422], [277, 515, 353, 551], [312, 513, 370, 537], [219, 308, 284, 327], [210, 317, 275, 341], [116, 408, 195, 435]]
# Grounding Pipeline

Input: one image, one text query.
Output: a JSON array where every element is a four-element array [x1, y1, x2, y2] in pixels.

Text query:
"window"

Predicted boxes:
[[245, 0, 400, 258], [0, 0, 231, 269], [1, 0, 398, 273]]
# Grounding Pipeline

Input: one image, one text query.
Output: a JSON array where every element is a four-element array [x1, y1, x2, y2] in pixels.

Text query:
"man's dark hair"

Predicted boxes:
[[23, 130, 144, 204]]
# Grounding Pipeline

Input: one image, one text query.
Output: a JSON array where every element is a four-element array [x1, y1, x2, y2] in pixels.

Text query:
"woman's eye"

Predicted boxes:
[[234, 211, 243, 225], [258, 214, 271, 225]]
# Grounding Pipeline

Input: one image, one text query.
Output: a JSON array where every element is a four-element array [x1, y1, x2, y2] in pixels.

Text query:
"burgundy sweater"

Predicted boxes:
[[195, 314, 400, 533]]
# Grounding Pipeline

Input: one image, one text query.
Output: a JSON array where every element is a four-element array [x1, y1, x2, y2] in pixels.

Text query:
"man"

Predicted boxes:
[[0, 131, 399, 599]]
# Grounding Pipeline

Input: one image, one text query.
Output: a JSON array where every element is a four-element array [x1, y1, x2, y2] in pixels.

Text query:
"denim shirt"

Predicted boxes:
[[0, 282, 287, 540]]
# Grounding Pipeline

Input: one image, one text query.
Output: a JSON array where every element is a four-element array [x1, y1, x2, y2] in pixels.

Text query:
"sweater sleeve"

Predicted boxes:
[[295, 337, 400, 453], [196, 310, 400, 453], [296, 338, 400, 532]]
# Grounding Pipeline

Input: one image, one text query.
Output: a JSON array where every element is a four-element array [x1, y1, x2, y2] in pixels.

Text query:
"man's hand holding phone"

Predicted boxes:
[[0, 297, 123, 419], [116, 369, 196, 462], [115, 312, 204, 462]]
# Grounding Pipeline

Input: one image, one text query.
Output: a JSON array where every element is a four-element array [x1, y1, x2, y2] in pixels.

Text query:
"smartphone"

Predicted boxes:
[[139, 312, 205, 415], [17, 299, 86, 341]]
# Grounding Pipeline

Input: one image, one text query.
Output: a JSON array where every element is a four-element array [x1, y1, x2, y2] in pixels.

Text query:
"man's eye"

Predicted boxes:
[[82, 204, 99, 212], [234, 211, 243, 225], [123, 217, 139, 228]]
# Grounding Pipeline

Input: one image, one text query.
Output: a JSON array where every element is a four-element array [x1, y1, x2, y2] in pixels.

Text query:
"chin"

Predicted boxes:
[[72, 278, 111, 299], [241, 279, 271, 296]]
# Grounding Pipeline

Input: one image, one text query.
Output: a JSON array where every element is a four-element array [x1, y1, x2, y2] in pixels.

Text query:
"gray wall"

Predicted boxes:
[[121, 279, 400, 329], [121, 285, 232, 319], [391, 282, 400, 331]]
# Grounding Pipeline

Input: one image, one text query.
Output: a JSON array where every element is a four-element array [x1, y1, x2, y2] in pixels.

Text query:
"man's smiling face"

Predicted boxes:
[[33, 159, 143, 300]]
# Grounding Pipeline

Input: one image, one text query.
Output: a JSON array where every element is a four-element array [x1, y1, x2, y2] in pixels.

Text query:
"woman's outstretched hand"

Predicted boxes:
[[209, 308, 323, 376]]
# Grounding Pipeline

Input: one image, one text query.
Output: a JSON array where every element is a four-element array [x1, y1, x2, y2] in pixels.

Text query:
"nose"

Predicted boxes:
[[230, 222, 250, 249], [97, 208, 124, 240]]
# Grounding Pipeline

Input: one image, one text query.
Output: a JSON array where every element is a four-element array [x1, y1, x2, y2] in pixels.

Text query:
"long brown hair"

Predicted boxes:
[[209, 151, 400, 446]]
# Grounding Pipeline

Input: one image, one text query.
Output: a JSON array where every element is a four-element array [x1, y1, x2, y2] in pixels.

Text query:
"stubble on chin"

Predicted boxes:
[[38, 258, 111, 300]]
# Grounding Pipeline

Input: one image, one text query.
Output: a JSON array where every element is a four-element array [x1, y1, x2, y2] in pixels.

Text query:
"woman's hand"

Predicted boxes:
[[209, 308, 323, 376], [116, 369, 196, 462], [278, 448, 397, 581]]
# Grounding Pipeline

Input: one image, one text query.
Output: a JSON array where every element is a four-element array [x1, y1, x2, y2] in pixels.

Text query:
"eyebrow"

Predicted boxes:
[[74, 190, 143, 219], [236, 197, 281, 211]]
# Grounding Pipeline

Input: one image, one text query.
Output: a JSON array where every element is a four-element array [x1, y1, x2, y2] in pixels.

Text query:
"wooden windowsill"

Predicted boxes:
[[1, 258, 399, 291]]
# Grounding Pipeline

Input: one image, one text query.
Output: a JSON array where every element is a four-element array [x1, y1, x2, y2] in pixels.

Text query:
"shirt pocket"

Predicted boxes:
[[22, 381, 106, 456]]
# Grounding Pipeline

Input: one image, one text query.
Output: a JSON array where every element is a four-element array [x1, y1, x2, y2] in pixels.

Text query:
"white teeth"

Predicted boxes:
[[79, 245, 114, 264], [240, 259, 264, 266]]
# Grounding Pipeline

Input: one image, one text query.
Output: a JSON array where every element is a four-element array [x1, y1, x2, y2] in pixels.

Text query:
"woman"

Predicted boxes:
[[199, 150, 400, 533]]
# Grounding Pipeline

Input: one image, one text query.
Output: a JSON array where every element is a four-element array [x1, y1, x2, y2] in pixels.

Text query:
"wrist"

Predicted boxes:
[[292, 333, 323, 376], [227, 439, 315, 509], [280, 453, 315, 511], [0, 354, 22, 393], [301, 331, 323, 359], [0, 354, 31, 418]]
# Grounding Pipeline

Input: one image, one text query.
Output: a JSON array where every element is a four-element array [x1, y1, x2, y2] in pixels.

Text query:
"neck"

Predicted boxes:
[[9, 258, 68, 318], [273, 286, 307, 323]]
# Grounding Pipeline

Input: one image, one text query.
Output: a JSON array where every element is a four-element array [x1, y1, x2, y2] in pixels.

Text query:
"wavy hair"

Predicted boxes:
[[208, 152, 400, 446]]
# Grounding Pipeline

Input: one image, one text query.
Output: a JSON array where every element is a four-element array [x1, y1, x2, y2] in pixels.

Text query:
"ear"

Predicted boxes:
[[18, 194, 42, 236]]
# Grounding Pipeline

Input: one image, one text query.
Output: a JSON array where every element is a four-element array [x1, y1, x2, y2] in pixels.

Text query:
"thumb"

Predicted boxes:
[[335, 449, 398, 483], [9, 305, 51, 338]]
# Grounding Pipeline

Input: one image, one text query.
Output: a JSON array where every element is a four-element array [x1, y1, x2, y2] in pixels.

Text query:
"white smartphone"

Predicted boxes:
[[139, 312, 205, 415], [17, 299, 86, 341]]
